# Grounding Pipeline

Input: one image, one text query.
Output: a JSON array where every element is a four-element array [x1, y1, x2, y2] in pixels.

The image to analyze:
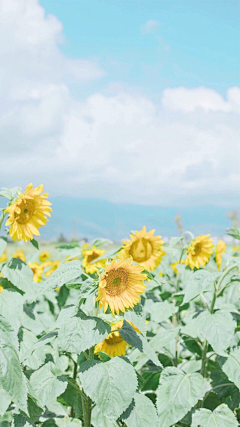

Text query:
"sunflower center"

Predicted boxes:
[[194, 244, 202, 256], [105, 332, 123, 345], [16, 199, 35, 224], [129, 238, 153, 262], [105, 268, 129, 295], [87, 252, 99, 263]]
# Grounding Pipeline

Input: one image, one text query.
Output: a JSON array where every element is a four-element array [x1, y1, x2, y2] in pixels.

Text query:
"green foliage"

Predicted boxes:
[[122, 393, 158, 426], [191, 404, 238, 427]]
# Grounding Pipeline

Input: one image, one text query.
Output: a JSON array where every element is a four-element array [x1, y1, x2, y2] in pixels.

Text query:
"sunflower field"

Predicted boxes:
[[0, 185, 240, 427]]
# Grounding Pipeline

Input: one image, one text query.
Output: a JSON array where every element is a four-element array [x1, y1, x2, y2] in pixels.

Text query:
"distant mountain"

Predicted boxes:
[[34, 198, 235, 241]]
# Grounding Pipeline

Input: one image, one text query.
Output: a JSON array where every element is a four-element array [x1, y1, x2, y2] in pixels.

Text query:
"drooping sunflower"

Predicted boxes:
[[42, 260, 61, 277], [28, 262, 43, 283], [0, 253, 7, 263], [216, 240, 226, 270], [82, 246, 106, 274], [39, 251, 50, 262], [5, 184, 52, 242], [96, 258, 147, 315], [120, 226, 165, 271], [94, 319, 140, 358], [12, 249, 26, 263], [185, 235, 213, 270]]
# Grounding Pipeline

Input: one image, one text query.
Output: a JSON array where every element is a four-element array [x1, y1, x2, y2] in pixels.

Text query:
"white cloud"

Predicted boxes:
[[141, 19, 160, 35], [0, 0, 240, 207]]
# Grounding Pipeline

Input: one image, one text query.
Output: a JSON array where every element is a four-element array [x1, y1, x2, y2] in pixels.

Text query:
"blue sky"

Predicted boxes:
[[40, 0, 239, 101]]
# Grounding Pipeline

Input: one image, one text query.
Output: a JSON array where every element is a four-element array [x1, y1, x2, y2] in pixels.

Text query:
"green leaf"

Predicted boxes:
[[22, 331, 58, 363], [0, 237, 7, 257], [210, 370, 240, 411], [30, 362, 68, 407], [35, 261, 82, 297], [124, 303, 146, 336], [195, 310, 236, 355], [150, 328, 179, 352], [217, 348, 240, 390], [119, 320, 161, 367], [2, 259, 35, 296], [0, 388, 11, 415], [191, 404, 238, 427], [151, 301, 178, 323], [156, 367, 205, 427], [58, 379, 82, 418], [58, 313, 111, 354], [122, 393, 158, 426], [19, 329, 46, 370], [0, 315, 28, 413], [91, 405, 118, 427], [30, 239, 39, 250], [79, 357, 138, 420], [183, 270, 214, 304], [55, 418, 82, 427], [0, 289, 23, 331], [98, 352, 111, 362], [226, 228, 240, 241]]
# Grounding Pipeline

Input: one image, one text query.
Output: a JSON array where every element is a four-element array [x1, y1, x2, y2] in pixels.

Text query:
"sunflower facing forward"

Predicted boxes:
[[94, 319, 140, 358], [96, 258, 147, 314], [120, 226, 165, 271], [5, 184, 52, 242], [82, 246, 106, 274], [185, 234, 213, 270]]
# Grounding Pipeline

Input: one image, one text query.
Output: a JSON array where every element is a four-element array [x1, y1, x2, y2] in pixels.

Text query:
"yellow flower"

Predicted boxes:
[[120, 226, 165, 271], [43, 260, 61, 277], [55, 287, 60, 291], [96, 258, 147, 315], [12, 249, 26, 263], [28, 262, 43, 283], [39, 251, 50, 262], [171, 259, 185, 274], [64, 255, 78, 263], [216, 240, 226, 270], [82, 246, 106, 274], [185, 235, 213, 270], [94, 320, 140, 358], [0, 253, 7, 263], [0, 284, 4, 292], [5, 183, 52, 242], [233, 246, 240, 251]]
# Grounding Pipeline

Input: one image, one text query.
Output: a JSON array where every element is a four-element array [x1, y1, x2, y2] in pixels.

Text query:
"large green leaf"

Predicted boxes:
[[150, 328, 179, 352], [58, 313, 110, 354], [124, 304, 146, 336], [193, 310, 236, 355], [0, 237, 7, 257], [0, 289, 23, 331], [79, 357, 138, 420], [2, 259, 35, 297], [191, 404, 238, 427], [119, 320, 161, 367], [36, 261, 82, 298], [210, 370, 240, 410], [217, 349, 240, 390], [19, 329, 46, 370], [183, 270, 214, 304], [0, 315, 28, 413], [156, 367, 205, 427], [151, 301, 178, 323], [30, 362, 68, 408], [58, 379, 82, 419], [91, 406, 118, 427], [0, 388, 11, 415], [122, 393, 158, 427]]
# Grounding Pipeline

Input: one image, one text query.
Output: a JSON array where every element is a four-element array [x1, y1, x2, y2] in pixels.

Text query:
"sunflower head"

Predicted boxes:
[[39, 251, 50, 262], [12, 249, 26, 263], [216, 240, 226, 270], [120, 226, 165, 271], [94, 319, 140, 358], [82, 246, 106, 274], [28, 262, 43, 283], [5, 184, 52, 242], [96, 258, 147, 315], [0, 253, 7, 263], [185, 234, 213, 270]]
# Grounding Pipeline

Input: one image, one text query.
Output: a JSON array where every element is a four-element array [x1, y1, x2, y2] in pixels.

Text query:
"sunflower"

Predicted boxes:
[[171, 259, 185, 274], [120, 226, 165, 271], [0, 253, 7, 263], [39, 251, 50, 262], [96, 258, 147, 315], [233, 246, 240, 252], [43, 260, 61, 277], [12, 249, 26, 263], [216, 240, 226, 270], [5, 184, 52, 242], [28, 262, 43, 283], [94, 319, 140, 358], [82, 246, 106, 274], [185, 235, 213, 270], [0, 284, 3, 293]]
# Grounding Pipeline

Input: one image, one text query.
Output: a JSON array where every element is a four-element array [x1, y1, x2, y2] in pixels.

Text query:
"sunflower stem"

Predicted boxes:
[[216, 264, 238, 296], [82, 346, 94, 427]]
